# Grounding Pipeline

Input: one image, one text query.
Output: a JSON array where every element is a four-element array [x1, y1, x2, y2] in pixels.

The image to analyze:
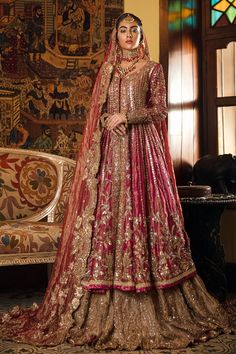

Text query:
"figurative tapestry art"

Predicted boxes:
[[0, 0, 123, 158]]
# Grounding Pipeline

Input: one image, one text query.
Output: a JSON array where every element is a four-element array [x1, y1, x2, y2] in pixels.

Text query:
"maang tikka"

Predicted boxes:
[[124, 14, 135, 23]]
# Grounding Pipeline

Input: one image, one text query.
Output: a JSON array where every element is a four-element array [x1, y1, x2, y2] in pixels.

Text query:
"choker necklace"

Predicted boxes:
[[121, 48, 139, 62]]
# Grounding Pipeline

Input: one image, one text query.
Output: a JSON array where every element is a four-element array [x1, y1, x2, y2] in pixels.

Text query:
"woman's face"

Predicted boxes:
[[117, 18, 141, 50]]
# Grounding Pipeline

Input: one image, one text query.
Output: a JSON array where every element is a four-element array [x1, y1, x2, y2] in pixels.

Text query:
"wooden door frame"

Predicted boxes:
[[202, 0, 236, 155], [203, 37, 236, 155]]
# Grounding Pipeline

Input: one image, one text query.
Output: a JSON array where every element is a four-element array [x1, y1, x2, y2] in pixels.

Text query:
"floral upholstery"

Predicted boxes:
[[0, 153, 58, 220], [0, 148, 76, 266], [0, 221, 62, 266]]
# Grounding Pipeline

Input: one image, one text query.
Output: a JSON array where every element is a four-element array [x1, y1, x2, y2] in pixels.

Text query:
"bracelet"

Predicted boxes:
[[124, 113, 128, 128]]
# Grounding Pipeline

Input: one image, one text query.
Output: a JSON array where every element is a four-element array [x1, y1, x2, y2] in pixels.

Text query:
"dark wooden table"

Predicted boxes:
[[180, 194, 236, 301]]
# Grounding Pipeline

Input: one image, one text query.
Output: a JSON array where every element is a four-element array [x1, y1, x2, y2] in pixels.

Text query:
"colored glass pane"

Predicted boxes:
[[211, 0, 236, 26], [226, 5, 236, 22], [214, 0, 230, 12], [212, 9, 224, 25]]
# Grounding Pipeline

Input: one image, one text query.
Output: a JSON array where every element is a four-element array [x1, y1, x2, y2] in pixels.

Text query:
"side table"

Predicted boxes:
[[180, 194, 236, 301]]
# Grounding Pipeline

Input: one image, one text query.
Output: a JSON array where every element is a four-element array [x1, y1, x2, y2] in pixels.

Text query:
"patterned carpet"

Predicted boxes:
[[0, 289, 236, 354]]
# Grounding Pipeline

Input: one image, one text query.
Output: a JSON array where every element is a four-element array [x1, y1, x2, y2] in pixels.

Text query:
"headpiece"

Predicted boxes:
[[124, 14, 135, 23], [115, 13, 141, 28]]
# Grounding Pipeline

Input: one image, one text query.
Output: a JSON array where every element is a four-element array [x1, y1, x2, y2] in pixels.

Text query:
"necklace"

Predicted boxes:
[[121, 48, 139, 62], [115, 57, 140, 77]]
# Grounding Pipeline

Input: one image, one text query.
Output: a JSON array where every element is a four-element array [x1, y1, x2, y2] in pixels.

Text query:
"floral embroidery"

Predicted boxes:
[[29, 169, 52, 192], [0, 221, 61, 254], [0, 154, 58, 219]]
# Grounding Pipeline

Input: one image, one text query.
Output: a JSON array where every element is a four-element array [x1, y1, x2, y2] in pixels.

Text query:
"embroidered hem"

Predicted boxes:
[[82, 267, 197, 292]]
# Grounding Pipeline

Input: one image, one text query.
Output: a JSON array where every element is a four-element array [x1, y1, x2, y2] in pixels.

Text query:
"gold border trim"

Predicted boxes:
[[0, 252, 56, 266], [82, 267, 196, 288]]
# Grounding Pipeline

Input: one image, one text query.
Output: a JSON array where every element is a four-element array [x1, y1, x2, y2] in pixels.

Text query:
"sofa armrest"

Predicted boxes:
[[0, 148, 76, 222]]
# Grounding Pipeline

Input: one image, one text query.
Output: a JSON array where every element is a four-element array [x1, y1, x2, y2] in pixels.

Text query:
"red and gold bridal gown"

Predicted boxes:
[[0, 60, 230, 350]]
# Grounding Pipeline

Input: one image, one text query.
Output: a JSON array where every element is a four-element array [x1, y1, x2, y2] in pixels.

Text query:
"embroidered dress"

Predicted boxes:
[[0, 28, 231, 350], [66, 62, 230, 349], [82, 61, 196, 292]]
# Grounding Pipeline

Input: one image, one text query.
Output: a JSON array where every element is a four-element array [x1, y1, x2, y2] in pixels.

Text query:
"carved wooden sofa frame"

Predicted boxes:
[[0, 148, 75, 267]]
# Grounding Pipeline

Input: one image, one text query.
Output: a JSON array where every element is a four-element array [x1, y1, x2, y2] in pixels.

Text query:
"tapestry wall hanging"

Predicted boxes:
[[0, 0, 123, 158]]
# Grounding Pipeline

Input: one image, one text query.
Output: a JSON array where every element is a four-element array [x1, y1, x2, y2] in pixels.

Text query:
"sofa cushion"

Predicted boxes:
[[0, 221, 61, 255], [0, 153, 58, 220]]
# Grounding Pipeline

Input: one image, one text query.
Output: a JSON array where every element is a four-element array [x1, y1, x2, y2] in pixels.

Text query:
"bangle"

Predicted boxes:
[[125, 113, 128, 128]]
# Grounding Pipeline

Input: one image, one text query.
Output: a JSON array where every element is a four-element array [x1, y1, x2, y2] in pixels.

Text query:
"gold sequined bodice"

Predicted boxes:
[[107, 61, 151, 115], [106, 61, 167, 124]]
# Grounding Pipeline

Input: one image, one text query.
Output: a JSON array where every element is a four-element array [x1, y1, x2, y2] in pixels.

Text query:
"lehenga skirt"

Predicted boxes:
[[0, 123, 231, 349]]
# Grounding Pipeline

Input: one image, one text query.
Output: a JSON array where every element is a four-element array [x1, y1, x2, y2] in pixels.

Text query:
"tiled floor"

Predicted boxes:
[[0, 289, 236, 354]]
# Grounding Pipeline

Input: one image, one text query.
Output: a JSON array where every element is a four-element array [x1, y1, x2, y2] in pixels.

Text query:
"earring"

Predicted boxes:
[[138, 42, 145, 59]]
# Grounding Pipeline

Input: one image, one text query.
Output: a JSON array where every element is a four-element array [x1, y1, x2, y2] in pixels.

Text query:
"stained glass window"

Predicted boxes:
[[168, 0, 197, 31], [211, 0, 236, 26]]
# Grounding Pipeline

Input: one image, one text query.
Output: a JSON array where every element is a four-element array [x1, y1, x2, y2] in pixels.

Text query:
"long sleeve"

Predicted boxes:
[[127, 63, 167, 125]]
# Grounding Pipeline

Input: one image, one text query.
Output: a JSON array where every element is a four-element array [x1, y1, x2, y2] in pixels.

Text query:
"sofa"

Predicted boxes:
[[0, 148, 76, 267]]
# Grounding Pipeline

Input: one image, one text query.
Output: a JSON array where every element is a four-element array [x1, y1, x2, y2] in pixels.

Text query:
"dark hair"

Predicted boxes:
[[115, 13, 143, 41]]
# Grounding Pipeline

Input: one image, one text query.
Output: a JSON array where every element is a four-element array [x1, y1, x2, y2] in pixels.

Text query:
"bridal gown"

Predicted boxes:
[[0, 61, 230, 350]]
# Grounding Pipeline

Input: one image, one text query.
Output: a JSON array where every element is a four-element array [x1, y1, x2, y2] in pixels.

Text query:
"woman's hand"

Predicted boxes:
[[105, 113, 127, 131], [112, 123, 126, 136]]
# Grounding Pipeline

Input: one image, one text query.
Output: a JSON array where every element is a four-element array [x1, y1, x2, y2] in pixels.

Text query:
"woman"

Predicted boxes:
[[0, 13, 231, 350]]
